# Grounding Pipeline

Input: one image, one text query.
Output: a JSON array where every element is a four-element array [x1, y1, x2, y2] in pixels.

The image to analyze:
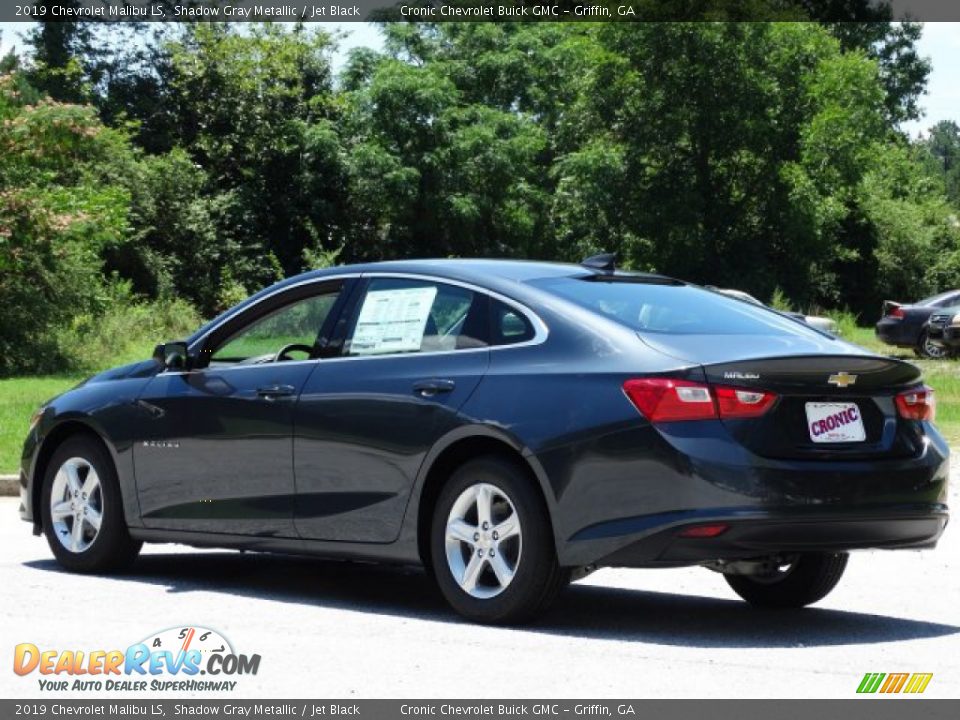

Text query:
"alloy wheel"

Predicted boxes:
[[924, 337, 948, 359], [49, 457, 104, 553], [444, 482, 522, 599]]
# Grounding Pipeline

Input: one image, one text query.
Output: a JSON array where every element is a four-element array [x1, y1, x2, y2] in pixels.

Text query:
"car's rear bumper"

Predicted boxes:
[[594, 509, 948, 567], [875, 319, 918, 347], [550, 417, 949, 568]]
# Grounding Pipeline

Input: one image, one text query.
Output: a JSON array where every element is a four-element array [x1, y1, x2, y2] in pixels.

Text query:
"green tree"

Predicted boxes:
[[823, 20, 930, 125], [23, 5, 96, 103], [148, 23, 348, 312], [0, 72, 132, 374], [858, 143, 960, 303], [339, 23, 594, 261], [544, 22, 940, 310], [922, 120, 960, 208]]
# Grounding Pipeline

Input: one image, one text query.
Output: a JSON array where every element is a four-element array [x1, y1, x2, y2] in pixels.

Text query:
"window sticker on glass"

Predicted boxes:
[[351, 286, 438, 355]]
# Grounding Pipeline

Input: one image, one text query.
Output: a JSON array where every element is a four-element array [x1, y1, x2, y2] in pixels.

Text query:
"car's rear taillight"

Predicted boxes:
[[623, 379, 717, 422], [677, 523, 729, 538], [623, 378, 778, 423], [895, 385, 936, 421], [714, 386, 778, 418], [887, 306, 905, 320]]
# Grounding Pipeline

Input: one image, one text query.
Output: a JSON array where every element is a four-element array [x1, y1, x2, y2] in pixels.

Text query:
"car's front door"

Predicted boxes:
[[293, 276, 491, 542], [134, 280, 348, 537]]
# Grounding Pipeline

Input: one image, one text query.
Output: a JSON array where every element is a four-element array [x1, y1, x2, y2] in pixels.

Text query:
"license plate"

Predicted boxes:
[[805, 402, 866, 443]]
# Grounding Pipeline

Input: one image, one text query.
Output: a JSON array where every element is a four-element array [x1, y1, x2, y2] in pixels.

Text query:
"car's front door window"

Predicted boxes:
[[210, 292, 339, 365]]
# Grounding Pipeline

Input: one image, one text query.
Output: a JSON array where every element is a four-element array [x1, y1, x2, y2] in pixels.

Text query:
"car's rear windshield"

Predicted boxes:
[[530, 277, 818, 336]]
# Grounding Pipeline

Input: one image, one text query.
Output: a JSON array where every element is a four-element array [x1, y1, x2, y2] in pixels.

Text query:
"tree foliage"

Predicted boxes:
[[3, 20, 960, 375], [0, 73, 131, 374]]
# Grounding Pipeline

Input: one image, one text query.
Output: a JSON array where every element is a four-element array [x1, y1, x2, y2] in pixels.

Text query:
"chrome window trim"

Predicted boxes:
[[339, 273, 549, 359], [167, 271, 549, 375]]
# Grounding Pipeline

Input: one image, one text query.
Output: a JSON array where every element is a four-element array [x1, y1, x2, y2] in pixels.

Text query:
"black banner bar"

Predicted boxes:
[[6, 1, 960, 24], [4, 700, 960, 720]]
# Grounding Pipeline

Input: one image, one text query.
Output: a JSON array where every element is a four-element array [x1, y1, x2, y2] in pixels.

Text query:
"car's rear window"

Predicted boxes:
[[530, 277, 817, 336]]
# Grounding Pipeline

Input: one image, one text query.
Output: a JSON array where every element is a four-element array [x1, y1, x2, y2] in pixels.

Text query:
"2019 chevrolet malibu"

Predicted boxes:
[[19, 258, 949, 623]]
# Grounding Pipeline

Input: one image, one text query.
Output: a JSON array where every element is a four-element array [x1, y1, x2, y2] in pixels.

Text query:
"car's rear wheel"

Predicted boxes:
[[430, 456, 565, 624], [724, 552, 848, 608], [916, 330, 949, 359], [41, 435, 141, 573]]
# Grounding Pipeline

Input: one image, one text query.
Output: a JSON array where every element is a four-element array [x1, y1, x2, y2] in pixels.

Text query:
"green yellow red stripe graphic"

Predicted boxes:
[[857, 673, 933, 694]]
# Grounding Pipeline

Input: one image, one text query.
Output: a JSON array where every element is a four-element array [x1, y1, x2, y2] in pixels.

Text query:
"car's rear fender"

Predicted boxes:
[[401, 423, 557, 568]]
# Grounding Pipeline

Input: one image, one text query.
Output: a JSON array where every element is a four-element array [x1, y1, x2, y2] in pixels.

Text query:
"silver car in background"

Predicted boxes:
[[717, 289, 839, 334]]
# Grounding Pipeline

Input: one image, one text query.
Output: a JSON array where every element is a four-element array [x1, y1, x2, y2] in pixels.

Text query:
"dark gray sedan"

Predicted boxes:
[[19, 259, 949, 623]]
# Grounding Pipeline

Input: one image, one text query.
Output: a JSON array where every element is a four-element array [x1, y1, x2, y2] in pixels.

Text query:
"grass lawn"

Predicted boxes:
[[0, 376, 83, 475], [0, 328, 957, 474]]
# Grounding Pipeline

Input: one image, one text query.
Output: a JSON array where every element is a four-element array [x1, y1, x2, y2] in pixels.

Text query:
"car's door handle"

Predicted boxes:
[[256, 384, 297, 400], [133, 399, 165, 419], [413, 379, 456, 397]]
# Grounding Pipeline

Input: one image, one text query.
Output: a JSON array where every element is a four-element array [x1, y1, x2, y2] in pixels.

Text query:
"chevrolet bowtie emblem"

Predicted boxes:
[[828, 372, 857, 388]]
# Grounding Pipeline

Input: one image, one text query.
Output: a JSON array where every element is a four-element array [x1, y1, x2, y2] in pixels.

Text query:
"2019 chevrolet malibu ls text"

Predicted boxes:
[[19, 259, 949, 623]]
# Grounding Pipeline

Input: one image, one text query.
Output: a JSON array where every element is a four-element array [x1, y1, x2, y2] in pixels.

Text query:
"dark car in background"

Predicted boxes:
[[19, 259, 949, 624], [876, 290, 960, 358], [925, 305, 960, 354]]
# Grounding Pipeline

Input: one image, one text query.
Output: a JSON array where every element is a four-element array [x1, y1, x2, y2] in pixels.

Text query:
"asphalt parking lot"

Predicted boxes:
[[2, 466, 958, 700]]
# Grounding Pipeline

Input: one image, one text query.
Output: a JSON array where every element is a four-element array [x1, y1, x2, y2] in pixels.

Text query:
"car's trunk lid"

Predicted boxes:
[[638, 333, 924, 460], [708, 355, 922, 461]]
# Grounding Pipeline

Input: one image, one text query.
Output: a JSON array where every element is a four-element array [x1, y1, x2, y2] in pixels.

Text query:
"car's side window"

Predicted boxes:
[[209, 291, 340, 365], [345, 278, 486, 356], [936, 294, 960, 308], [490, 299, 535, 345]]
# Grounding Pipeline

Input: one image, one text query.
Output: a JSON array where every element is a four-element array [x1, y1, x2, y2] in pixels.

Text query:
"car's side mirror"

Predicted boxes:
[[153, 341, 190, 371]]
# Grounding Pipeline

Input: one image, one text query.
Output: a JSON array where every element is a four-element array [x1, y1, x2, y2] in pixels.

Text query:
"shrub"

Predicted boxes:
[[0, 75, 134, 376], [822, 309, 859, 337], [52, 280, 201, 373], [768, 287, 794, 312]]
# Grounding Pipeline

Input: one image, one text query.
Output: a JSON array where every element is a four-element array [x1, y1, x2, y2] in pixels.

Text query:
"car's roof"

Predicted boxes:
[[917, 289, 960, 306], [188, 259, 679, 344], [270, 258, 676, 292], [312, 258, 585, 282]]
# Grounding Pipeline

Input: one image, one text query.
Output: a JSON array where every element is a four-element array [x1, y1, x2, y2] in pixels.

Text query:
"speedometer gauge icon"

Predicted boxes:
[[139, 626, 233, 657]]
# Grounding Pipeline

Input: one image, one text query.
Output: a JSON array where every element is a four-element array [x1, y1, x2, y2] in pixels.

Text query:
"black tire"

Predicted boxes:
[[725, 552, 848, 609], [430, 455, 566, 624], [915, 330, 949, 359], [40, 434, 142, 573]]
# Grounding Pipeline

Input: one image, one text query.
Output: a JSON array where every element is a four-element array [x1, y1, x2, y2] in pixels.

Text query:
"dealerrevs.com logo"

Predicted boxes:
[[13, 626, 261, 692]]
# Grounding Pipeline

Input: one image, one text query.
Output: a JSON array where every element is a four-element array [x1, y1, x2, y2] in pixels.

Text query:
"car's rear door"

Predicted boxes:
[[133, 278, 351, 537], [293, 275, 491, 542]]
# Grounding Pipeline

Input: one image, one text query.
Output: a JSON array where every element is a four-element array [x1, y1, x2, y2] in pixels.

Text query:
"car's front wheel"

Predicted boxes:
[[41, 435, 142, 573], [916, 330, 950, 359], [724, 552, 848, 608], [430, 456, 566, 624]]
